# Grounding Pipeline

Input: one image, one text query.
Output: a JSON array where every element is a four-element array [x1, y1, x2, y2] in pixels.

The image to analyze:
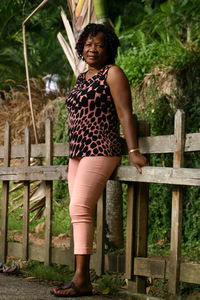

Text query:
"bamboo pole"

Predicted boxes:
[[22, 0, 49, 144]]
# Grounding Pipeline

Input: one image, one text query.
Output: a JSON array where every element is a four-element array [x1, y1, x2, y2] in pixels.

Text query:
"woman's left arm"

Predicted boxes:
[[107, 65, 148, 174]]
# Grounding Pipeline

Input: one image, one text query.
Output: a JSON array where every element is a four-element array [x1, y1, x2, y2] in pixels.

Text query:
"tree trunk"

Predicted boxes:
[[106, 180, 124, 249]]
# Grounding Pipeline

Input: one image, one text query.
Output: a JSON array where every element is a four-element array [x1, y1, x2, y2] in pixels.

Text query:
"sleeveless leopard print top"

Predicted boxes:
[[66, 65, 122, 158]]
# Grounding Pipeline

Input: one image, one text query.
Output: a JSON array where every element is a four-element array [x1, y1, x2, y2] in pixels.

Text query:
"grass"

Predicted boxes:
[[21, 260, 72, 282], [94, 273, 126, 295], [52, 200, 71, 236], [5, 257, 126, 296], [17, 260, 126, 295], [8, 206, 23, 231]]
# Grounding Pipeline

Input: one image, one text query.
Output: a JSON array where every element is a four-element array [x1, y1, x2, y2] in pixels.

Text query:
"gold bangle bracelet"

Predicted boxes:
[[129, 148, 140, 153]]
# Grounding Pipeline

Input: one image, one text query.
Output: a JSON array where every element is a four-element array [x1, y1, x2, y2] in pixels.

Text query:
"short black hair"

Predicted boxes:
[[75, 23, 120, 64]]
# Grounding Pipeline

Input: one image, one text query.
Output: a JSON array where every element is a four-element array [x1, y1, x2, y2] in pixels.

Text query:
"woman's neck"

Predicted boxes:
[[88, 65, 103, 73], [86, 65, 105, 80]]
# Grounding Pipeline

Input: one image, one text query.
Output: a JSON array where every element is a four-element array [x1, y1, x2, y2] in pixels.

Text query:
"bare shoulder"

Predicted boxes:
[[108, 65, 126, 77], [107, 65, 129, 85]]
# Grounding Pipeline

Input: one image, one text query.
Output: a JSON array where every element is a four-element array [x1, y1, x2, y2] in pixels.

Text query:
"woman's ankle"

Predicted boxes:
[[72, 272, 91, 286]]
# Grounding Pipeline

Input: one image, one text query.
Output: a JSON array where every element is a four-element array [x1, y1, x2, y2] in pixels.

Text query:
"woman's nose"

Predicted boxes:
[[90, 44, 97, 51]]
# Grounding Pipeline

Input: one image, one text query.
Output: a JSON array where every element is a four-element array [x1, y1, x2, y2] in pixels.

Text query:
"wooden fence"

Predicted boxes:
[[0, 109, 200, 295]]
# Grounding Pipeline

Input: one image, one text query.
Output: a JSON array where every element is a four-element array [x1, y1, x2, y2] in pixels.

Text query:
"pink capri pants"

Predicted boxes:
[[68, 156, 121, 255]]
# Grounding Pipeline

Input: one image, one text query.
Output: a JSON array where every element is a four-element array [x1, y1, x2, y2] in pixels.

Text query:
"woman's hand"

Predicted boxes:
[[129, 151, 148, 174]]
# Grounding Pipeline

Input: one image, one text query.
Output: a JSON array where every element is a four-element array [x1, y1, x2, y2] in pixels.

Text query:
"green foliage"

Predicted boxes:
[[53, 100, 69, 202], [107, 0, 140, 25], [53, 100, 68, 143], [137, 0, 200, 44], [137, 95, 175, 135], [148, 278, 168, 298], [117, 0, 200, 87], [52, 197, 71, 236], [182, 186, 200, 247], [0, 0, 72, 91], [5, 179, 70, 236], [175, 61, 200, 133], [53, 179, 68, 202], [148, 183, 171, 253], [116, 0, 200, 258], [22, 260, 72, 281], [8, 202, 45, 234], [0, 0, 25, 86], [8, 207, 23, 232], [94, 273, 125, 295], [118, 38, 200, 86], [180, 282, 200, 297], [120, 1, 145, 28]]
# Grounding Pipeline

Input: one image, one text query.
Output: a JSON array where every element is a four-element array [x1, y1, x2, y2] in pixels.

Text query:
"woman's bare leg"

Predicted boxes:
[[72, 255, 91, 289]]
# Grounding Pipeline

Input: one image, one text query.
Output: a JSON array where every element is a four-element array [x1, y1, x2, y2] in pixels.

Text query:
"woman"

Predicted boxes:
[[52, 23, 148, 297]]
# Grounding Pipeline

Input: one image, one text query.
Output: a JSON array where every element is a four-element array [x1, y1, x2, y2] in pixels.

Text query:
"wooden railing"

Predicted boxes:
[[0, 110, 200, 295]]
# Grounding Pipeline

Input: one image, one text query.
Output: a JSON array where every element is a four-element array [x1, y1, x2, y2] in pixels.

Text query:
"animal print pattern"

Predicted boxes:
[[66, 65, 122, 158]]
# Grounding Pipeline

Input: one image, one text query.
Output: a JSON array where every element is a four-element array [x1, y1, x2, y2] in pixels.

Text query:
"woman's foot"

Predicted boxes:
[[51, 254, 92, 297], [51, 281, 93, 297]]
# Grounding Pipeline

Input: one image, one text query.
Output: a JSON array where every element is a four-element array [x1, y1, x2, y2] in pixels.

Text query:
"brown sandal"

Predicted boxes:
[[52, 281, 93, 298], [50, 282, 71, 295]]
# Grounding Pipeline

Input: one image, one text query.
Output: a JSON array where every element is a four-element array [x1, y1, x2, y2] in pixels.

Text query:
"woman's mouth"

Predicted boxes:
[[87, 55, 98, 59]]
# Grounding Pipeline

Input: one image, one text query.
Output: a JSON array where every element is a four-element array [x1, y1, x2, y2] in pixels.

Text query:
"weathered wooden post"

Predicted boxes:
[[44, 119, 53, 266], [22, 126, 30, 260], [126, 118, 150, 293], [126, 182, 136, 282], [134, 181, 149, 293], [168, 109, 185, 294], [0, 122, 11, 263]]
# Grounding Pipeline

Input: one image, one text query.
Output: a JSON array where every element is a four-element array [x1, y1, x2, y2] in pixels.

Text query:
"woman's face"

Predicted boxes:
[[82, 32, 109, 68]]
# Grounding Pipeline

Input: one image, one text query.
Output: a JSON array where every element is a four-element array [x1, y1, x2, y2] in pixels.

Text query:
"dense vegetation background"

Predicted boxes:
[[0, 0, 199, 261]]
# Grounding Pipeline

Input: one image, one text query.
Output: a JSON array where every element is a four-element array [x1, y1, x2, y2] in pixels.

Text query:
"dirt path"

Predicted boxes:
[[0, 273, 163, 300], [0, 273, 117, 300]]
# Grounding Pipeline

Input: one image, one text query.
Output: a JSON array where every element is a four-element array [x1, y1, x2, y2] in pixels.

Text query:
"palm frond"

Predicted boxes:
[[58, 0, 97, 77], [60, 9, 76, 53], [57, 32, 80, 77], [29, 182, 46, 204]]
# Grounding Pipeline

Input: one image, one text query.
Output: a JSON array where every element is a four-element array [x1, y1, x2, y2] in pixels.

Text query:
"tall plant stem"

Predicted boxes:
[[22, 0, 49, 144], [93, 0, 108, 23]]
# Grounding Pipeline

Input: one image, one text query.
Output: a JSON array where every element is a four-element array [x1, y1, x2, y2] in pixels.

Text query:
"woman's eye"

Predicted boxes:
[[84, 43, 104, 48]]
